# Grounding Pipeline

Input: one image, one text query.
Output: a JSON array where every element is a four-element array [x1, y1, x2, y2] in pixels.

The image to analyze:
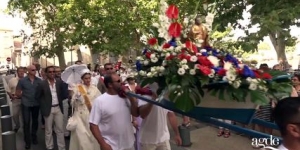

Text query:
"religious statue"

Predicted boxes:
[[188, 15, 209, 47]]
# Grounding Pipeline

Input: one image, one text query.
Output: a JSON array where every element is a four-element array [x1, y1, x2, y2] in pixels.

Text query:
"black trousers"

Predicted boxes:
[[21, 104, 40, 146]]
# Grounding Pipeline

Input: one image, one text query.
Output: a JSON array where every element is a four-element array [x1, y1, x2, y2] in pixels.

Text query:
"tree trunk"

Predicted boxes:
[[56, 46, 66, 69], [269, 31, 290, 69]]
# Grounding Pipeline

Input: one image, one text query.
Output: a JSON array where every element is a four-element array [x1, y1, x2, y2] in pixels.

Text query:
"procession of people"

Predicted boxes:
[[4, 61, 184, 150]]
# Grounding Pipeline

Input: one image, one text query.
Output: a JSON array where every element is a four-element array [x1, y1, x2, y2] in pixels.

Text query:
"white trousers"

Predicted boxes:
[[44, 106, 66, 150], [140, 140, 171, 150], [12, 99, 22, 129], [218, 119, 232, 130]]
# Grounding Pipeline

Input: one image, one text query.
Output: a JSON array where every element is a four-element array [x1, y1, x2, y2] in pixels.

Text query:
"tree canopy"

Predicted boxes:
[[7, 0, 300, 67]]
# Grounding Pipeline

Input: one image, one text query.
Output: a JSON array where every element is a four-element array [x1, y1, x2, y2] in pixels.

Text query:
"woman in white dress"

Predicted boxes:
[[69, 69, 101, 150]]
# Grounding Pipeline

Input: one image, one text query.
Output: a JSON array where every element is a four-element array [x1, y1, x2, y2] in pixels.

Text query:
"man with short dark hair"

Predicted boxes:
[[6, 67, 25, 132], [89, 73, 139, 150], [36, 66, 66, 150], [75, 60, 82, 65], [273, 97, 300, 150], [96, 63, 115, 93]]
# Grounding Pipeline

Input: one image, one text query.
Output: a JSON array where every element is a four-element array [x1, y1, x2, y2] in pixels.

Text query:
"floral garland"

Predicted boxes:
[[135, 1, 292, 111]]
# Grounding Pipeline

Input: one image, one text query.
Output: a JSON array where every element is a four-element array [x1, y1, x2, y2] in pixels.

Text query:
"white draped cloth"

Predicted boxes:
[[69, 84, 101, 150]]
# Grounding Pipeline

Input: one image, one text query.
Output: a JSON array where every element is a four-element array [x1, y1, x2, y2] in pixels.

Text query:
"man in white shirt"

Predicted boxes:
[[36, 66, 66, 150], [273, 97, 300, 150], [89, 73, 139, 150], [138, 95, 182, 150], [6, 67, 25, 132]]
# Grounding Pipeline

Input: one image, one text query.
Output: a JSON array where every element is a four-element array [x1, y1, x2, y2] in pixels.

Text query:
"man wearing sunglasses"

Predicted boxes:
[[96, 63, 115, 93], [16, 65, 42, 149], [90, 73, 139, 150], [273, 97, 300, 150]]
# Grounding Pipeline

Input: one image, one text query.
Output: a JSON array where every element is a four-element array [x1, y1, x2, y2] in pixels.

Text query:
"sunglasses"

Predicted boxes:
[[31, 69, 36, 71], [105, 68, 113, 70], [48, 71, 55, 73]]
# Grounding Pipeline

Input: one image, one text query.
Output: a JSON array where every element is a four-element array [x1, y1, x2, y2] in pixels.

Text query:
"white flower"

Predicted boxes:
[[175, 46, 182, 52], [159, 66, 165, 72], [232, 80, 241, 89], [162, 60, 167, 66], [150, 67, 156, 72], [143, 60, 149, 65], [249, 83, 257, 90], [207, 56, 219, 67], [152, 23, 160, 28], [139, 70, 146, 76], [172, 52, 177, 56], [182, 65, 189, 70], [226, 74, 236, 81], [146, 72, 153, 78], [136, 56, 142, 60], [246, 77, 252, 82], [189, 69, 196, 75], [190, 56, 198, 62], [160, 53, 165, 57], [177, 68, 185, 75], [151, 57, 158, 63], [222, 76, 227, 81], [181, 59, 187, 64], [165, 53, 170, 57], [183, 17, 189, 24], [200, 49, 207, 53], [150, 54, 156, 59], [224, 62, 233, 70]]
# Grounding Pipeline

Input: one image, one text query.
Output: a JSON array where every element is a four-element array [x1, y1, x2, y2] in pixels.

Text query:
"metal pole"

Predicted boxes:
[[2, 131, 16, 150], [1, 115, 13, 132], [178, 125, 192, 147], [1, 105, 10, 116], [0, 97, 5, 106]]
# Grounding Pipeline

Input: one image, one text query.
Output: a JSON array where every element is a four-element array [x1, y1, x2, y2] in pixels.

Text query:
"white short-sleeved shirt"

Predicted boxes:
[[138, 95, 170, 144], [89, 93, 134, 150]]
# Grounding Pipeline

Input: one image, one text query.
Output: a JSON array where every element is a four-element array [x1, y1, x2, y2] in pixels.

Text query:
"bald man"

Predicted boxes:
[[16, 65, 42, 149]]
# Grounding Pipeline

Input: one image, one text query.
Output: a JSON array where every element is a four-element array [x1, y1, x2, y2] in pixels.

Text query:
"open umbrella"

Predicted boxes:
[[61, 64, 88, 84]]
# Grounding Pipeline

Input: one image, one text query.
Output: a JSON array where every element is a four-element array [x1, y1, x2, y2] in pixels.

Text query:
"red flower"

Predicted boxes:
[[198, 65, 212, 75], [168, 22, 181, 37], [163, 43, 171, 49], [236, 68, 243, 75], [165, 5, 179, 19], [178, 53, 186, 60], [185, 41, 198, 53], [166, 55, 175, 60], [262, 73, 272, 79], [197, 56, 213, 67], [217, 69, 227, 76], [252, 70, 262, 78], [148, 38, 157, 45], [145, 52, 152, 59]]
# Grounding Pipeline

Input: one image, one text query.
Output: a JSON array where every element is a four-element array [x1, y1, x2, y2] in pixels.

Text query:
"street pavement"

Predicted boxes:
[[0, 116, 280, 150]]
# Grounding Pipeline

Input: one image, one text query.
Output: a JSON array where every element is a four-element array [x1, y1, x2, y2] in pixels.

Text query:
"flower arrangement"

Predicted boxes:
[[135, 1, 292, 111]]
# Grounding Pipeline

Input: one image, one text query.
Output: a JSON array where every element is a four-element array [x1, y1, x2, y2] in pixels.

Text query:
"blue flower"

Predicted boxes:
[[225, 54, 239, 68], [213, 67, 222, 72], [243, 65, 255, 78], [136, 60, 142, 71], [142, 49, 147, 55], [202, 52, 208, 56], [212, 50, 219, 56], [168, 38, 177, 47]]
